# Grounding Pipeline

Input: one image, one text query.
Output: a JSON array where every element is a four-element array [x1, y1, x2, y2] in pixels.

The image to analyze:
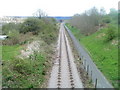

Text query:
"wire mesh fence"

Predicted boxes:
[[64, 24, 113, 88]]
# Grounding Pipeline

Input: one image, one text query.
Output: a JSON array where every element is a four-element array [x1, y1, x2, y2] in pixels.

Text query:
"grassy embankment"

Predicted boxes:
[[2, 17, 58, 88], [66, 23, 118, 88]]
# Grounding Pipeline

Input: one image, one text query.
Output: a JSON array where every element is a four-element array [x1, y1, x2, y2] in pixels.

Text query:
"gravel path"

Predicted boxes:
[[48, 23, 83, 88]]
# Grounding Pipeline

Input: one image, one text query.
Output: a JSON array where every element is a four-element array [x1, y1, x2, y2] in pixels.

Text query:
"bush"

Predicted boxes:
[[20, 18, 44, 34], [12, 59, 32, 75], [102, 16, 111, 23], [2, 23, 21, 35], [38, 20, 58, 45], [2, 30, 20, 45], [2, 32, 34, 45], [105, 25, 116, 42]]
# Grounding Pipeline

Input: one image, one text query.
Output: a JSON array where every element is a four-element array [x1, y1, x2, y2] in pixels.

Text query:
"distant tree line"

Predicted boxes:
[[68, 7, 118, 36]]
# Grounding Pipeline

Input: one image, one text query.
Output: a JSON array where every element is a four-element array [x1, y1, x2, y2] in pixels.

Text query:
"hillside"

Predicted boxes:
[[66, 23, 118, 88], [2, 17, 59, 88]]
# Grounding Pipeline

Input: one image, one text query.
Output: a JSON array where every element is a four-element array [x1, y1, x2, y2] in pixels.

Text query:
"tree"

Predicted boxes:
[[100, 7, 106, 16], [20, 18, 44, 34], [69, 7, 101, 35], [33, 9, 47, 19], [88, 7, 100, 26], [109, 8, 118, 21]]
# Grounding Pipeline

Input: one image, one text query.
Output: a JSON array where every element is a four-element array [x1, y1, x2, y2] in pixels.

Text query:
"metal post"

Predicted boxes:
[[91, 70, 92, 79], [84, 59, 86, 70], [87, 65, 89, 75], [82, 60, 83, 65], [95, 78, 98, 88]]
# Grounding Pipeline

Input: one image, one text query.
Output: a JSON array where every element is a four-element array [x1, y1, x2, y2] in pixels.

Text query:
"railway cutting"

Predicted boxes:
[[48, 23, 83, 88]]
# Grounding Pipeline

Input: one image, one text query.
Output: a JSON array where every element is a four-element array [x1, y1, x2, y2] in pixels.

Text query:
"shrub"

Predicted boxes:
[[2, 23, 21, 35], [2, 30, 20, 45], [20, 18, 44, 34], [12, 59, 32, 75], [102, 16, 111, 23], [105, 25, 116, 42], [2, 32, 34, 45]]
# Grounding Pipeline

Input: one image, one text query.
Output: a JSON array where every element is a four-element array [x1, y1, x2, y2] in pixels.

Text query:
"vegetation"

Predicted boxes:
[[66, 7, 118, 88], [2, 23, 21, 35], [2, 13, 58, 88], [20, 18, 44, 34], [2, 45, 22, 60], [105, 25, 117, 42], [2, 53, 47, 88], [66, 23, 118, 88], [2, 17, 58, 45], [69, 7, 118, 36]]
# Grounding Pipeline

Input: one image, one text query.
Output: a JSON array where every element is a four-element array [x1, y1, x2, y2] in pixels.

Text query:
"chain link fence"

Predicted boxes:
[[64, 24, 113, 88]]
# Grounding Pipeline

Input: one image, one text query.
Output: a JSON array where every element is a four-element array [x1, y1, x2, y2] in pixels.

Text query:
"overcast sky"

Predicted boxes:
[[0, 0, 119, 17]]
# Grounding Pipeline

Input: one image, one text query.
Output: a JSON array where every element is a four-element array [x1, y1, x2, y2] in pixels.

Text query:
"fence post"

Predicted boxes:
[[87, 65, 89, 75], [95, 78, 98, 88], [91, 70, 92, 79], [82, 60, 83, 65], [81, 56, 83, 65], [84, 59, 86, 70]]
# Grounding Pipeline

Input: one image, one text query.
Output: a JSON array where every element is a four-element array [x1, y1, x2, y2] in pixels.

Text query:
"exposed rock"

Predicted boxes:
[[111, 40, 118, 46], [19, 40, 41, 59]]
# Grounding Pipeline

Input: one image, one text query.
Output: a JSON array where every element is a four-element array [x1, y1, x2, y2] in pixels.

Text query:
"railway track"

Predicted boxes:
[[48, 23, 83, 88], [57, 25, 75, 88]]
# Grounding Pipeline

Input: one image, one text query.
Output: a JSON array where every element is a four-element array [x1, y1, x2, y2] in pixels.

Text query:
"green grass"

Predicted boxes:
[[66, 23, 118, 88], [2, 44, 51, 88], [2, 45, 22, 60], [2, 53, 48, 88]]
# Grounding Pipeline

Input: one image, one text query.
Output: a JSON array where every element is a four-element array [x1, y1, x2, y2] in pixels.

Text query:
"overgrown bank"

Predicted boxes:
[[2, 17, 59, 88], [67, 22, 120, 87], [65, 7, 118, 88], [66, 23, 118, 88]]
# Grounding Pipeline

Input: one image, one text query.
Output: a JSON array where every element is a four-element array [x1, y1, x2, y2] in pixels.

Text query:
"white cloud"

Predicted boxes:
[[0, 0, 119, 17]]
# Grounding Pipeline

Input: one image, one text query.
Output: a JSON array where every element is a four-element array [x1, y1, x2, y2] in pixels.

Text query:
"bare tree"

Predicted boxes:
[[69, 7, 101, 35], [33, 9, 47, 19]]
